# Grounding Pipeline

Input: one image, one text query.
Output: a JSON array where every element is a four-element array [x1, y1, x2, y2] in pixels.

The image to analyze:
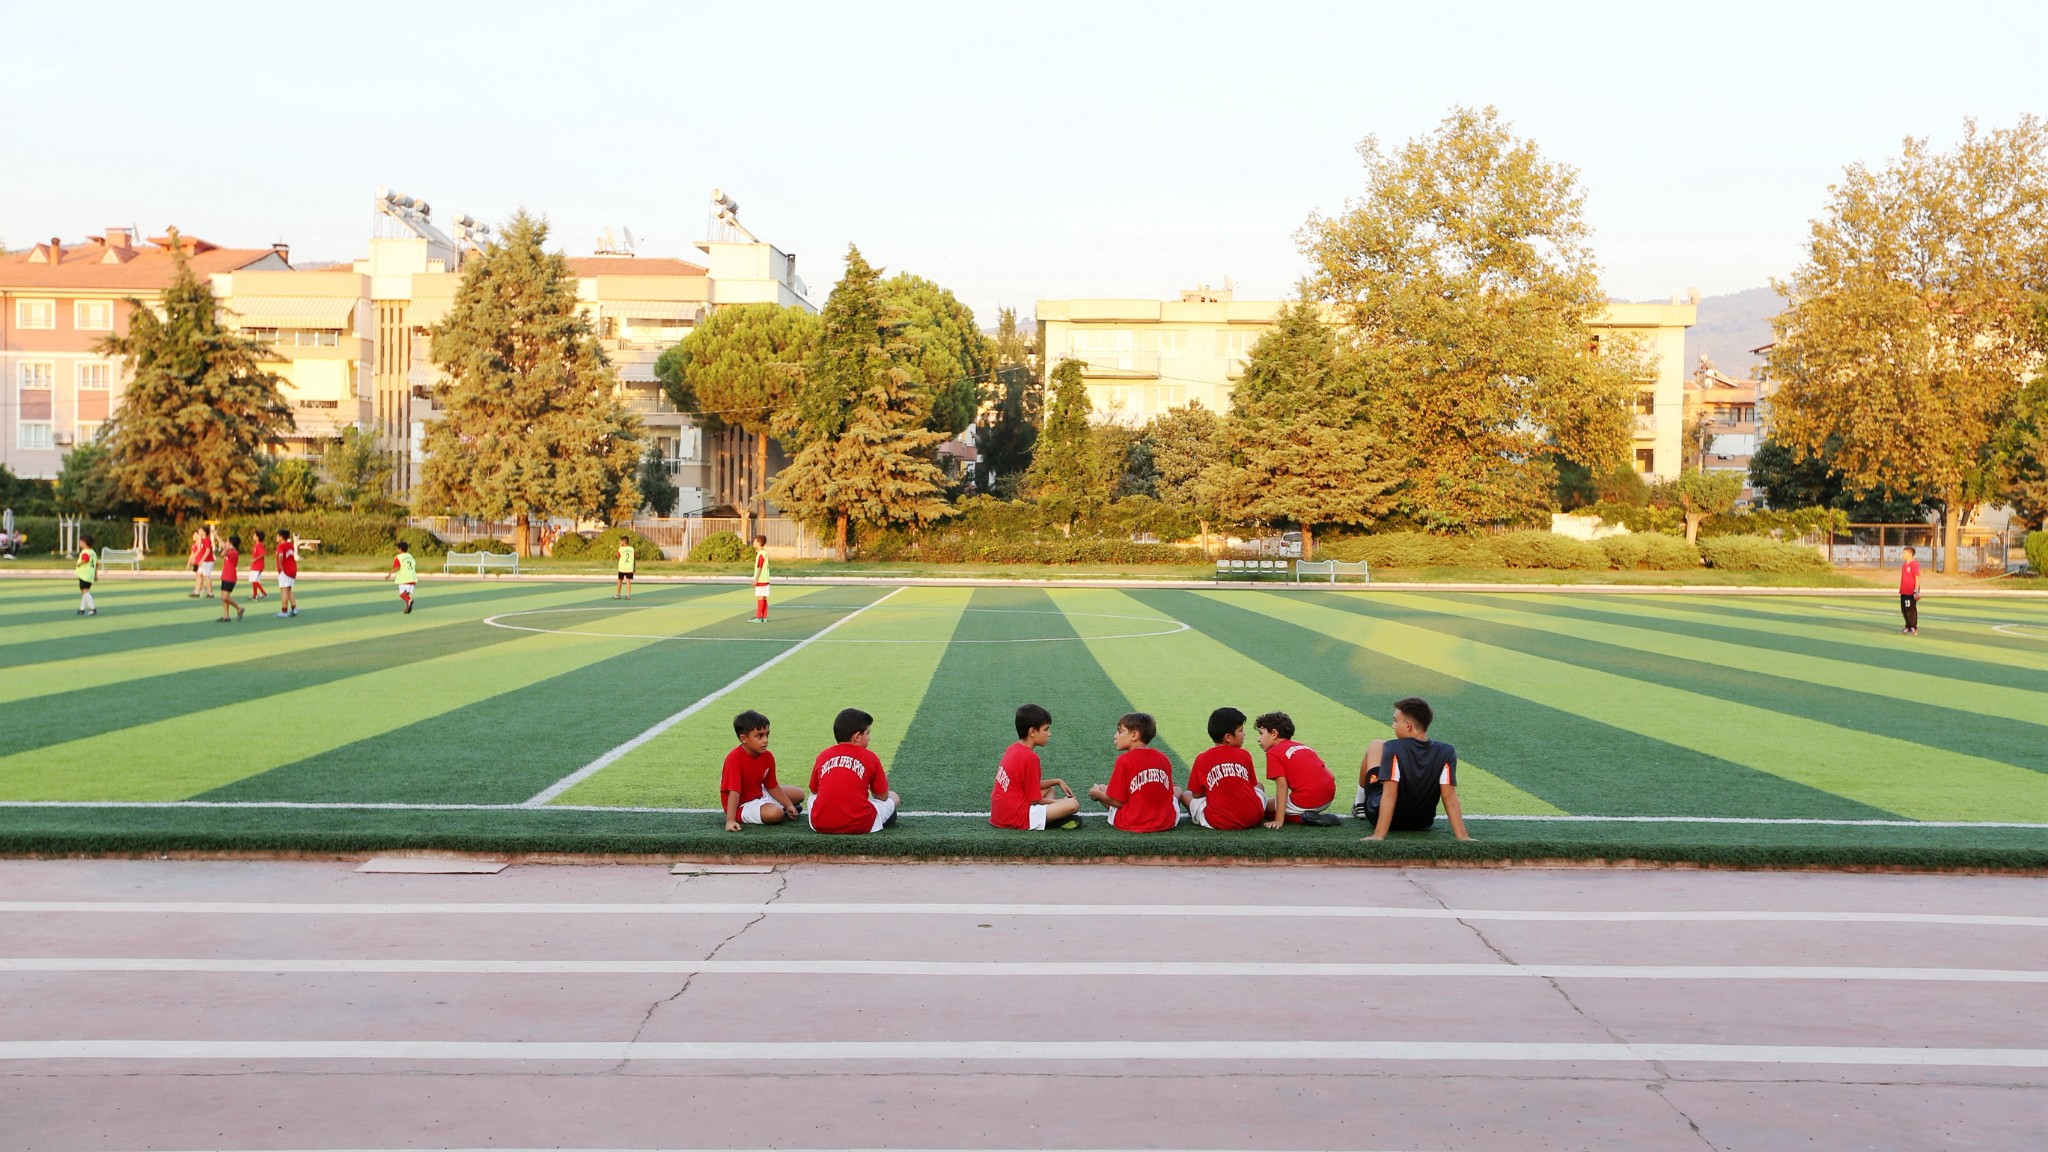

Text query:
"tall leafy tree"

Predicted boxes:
[[882, 273, 994, 437], [637, 444, 679, 517], [53, 440, 127, 518], [1769, 117, 2048, 568], [96, 246, 294, 525], [1216, 301, 1398, 557], [1023, 359, 1113, 533], [418, 211, 642, 555], [318, 425, 394, 511], [769, 245, 948, 559], [1300, 106, 1643, 531], [1149, 402, 1227, 553], [657, 303, 820, 534], [1651, 470, 1745, 544], [973, 307, 1042, 495]]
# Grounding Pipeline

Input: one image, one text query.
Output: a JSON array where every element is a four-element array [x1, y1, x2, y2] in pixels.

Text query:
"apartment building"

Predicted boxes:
[[0, 228, 290, 478], [1035, 290, 1698, 481], [1683, 362, 1770, 498], [569, 256, 715, 513], [213, 267, 372, 456]]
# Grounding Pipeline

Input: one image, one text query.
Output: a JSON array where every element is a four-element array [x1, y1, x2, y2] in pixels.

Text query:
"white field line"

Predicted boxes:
[[3, 901, 2043, 927], [0, 799, 2040, 829], [3, 1038, 2044, 1067], [519, 586, 904, 807], [5, 958, 2040, 982]]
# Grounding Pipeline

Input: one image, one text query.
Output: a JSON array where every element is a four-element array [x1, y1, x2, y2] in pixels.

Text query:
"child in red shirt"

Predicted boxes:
[[1181, 706, 1268, 831], [991, 703, 1081, 830], [1087, 712, 1179, 832], [216, 535, 245, 622], [274, 529, 299, 618], [807, 707, 899, 834], [1899, 545, 1921, 635], [1256, 711, 1339, 827], [248, 531, 267, 600], [722, 709, 806, 831]]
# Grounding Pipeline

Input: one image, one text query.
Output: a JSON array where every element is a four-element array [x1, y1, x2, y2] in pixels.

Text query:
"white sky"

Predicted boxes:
[[3, 1, 2044, 320]]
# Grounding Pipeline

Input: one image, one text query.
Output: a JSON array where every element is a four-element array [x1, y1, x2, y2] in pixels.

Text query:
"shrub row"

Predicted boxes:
[[550, 527, 665, 562], [688, 531, 750, 563], [2026, 531, 2048, 575], [1318, 529, 1829, 574], [913, 537, 1195, 565], [1698, 535, 1833, 573]]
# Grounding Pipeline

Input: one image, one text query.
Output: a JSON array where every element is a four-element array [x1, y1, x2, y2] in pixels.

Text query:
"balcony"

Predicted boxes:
[[1066, 352, 1160, 378], [1632, 414, 1658, 437], [623, 390, 683, 416]]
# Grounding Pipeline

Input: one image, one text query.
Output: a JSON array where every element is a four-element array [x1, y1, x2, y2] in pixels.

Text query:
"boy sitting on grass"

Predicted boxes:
[[1356, 696, 1471, 841], [1255, 711, 1340, 827], [807, 707, 900, 834], [992, 703, 1082, 831], [1087, 712, 1179, 832], [722, 709, 806, 832], [1181, 706, 1267, 831]]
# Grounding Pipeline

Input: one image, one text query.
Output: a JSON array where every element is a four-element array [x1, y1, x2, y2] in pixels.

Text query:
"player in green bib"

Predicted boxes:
[[387, 540, 419, 614], [615, 539, 636, 600], [75, 534, 99, 616]]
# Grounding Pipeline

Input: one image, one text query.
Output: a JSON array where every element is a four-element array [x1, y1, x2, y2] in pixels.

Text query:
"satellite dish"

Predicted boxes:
[[623, 227, 636, 248]]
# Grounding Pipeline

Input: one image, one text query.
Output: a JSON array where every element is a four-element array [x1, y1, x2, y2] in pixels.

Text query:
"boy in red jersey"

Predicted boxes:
[[807, 707, 899, 834], [188, 526, 214, 598], [1181, 706, 1267, 831], [990, 703, 1081, 831], [751, 534, 771, 622], [1899, 545, 1921, 635], [248, 531, 267, 600], [216, 535, 245, 622], [1255, 711, 1339, 827], [722, 710, 807, 832], [1087, 712, 1179, 832], [274, 529, 299, 618]]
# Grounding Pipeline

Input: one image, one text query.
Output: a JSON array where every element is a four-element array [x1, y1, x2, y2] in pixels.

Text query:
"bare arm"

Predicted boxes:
[[1042, 777, 1073, 800], [1369, 779, 1398, 841], [723, 791, 742, 833], [1442, 782, 1470, 840], [1263, 780, 1284, 830]]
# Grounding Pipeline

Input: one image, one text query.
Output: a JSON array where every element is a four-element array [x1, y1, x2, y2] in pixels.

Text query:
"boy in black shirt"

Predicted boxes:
[[1355, 697, 1470, 841]]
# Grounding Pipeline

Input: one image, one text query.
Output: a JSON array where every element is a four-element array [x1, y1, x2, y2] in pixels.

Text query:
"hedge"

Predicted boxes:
[[1597, 534, 1702, 571], [2027, 531, 2048, 575], [688, 531, 750, 563], [1487, 530, 1607, 570], [1699, 535, 1832, 573], [587, 526, 666, 562], [1317, 532, 1490, 568]]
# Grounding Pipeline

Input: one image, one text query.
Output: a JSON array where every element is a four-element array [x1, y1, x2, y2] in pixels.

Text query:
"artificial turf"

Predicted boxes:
[[1, 574, 2044, 868]]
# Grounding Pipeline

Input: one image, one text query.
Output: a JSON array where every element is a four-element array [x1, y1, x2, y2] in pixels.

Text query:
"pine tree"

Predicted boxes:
[[1149, 402, 1227, 553], [1022, 359, 1112, 533], [974, 307, 1042, 495], [882, 273, 995, 437], [769, 245, 947, 559], [638, 444, 680, 517], [417, 211, 642, 555], [96, 242, 294, 524]]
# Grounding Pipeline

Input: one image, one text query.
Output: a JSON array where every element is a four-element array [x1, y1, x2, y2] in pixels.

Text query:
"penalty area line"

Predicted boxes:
[[519, 586, 905, 807]]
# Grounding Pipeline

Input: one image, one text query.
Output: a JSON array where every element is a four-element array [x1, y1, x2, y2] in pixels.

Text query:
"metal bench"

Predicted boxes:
[[98, 547, 143, 571], [443, 550, 519, 575], [1294, 558, 1371, 583], [1214, 558, 1292, 582]]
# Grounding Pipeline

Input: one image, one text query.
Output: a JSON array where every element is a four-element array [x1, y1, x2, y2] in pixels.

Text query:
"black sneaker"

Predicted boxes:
[[1300, 811, 1342, 827]]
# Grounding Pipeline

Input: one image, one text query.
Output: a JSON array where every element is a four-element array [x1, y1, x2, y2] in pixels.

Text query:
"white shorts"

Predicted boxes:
[[250, 570, 264, 582], [738, 789, 786, 824], [754, 585, 771, 601], [1026, 803, 1049, 831], [1285, 795, 1329, 817], [279, 574, 296, 589], [398, 582, 416, 596], [199, 562, 215, 576], [810, 793, 896, 833]]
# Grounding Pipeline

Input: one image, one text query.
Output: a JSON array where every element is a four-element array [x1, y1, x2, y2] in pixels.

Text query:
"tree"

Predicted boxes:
[[1215, 300, 1398, 557], [318, 425, 394, 511], [260, 457, 318, 513], [1651, 470, 1744, 543], [1150, 402, 1228, 553], [1022, 359, 1113, 533], [638, 444, 679, 517], [96, 243, 294, 524], [657, 303, 819, 536], [1768, 117, 2048, 570], [769, 245, 948, 559], [1300, 106, 1644, 531], [881, 273, 994, 437], [973, 307, 1042, 495], [2001, 375, 2048, 530], [53, 441, 125, 518], [1748, 436, 1934, 521], [417, 211, 642, 556]]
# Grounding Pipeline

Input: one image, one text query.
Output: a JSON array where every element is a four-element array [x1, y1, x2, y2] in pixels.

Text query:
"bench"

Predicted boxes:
[[1214, 558, 1293, 582], [1293, 558, 1371, 584], [99, 547, 144, 571], [443, 550, 520, 575], [296, 538, 322, 555]]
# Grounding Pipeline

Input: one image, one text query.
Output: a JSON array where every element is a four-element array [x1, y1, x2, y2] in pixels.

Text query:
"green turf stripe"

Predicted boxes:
[[1232, 592, 2048, 822], [0, 588, 821, 803], [1135, 590, 1889, 820], [0, 583, 256, 630], [1053, 588, 1563, 817], [0, 581, 393, 652], [550, 586, 969, 809], [1365, 593, 2048, 773], [0, 582, 650, 707], [891, 586, 1142, 815], [1613, 594, 2048, 668]]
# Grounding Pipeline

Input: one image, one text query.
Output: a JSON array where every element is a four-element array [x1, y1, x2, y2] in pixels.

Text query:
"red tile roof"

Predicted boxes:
[[0, 232, 289, 291], [564, 256, 708, 278]]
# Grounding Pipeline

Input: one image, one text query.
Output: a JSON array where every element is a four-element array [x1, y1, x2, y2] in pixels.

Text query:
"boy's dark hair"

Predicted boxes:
[[1394, 697, 1434, 732], [833, 707, 874, 743], [1015, 703, 1051, 739], [1254, 711, 1295, 740], [1904, 546, 1916, 555], [229, 534, 241, 548], [396, 541, 409, 553], [753, 534, 768, 546], [254, 530, 265, 540], [81, 534, 94, 547], [1118, 711, 1157, 745], [277, 528, 291, 540], [732, 709, 770, 738], [1208, 706, 1247, 743]]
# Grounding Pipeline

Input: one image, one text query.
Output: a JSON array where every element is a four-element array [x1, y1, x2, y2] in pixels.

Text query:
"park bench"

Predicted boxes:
[[98, 547, 143, 571], [296, 538, 322, 555], [443, 550, 520, 575], [1293, 558, 1371, 584], [1214, 558, 1292, 582]]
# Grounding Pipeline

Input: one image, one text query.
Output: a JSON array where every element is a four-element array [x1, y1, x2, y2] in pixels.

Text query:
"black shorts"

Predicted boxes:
[[78, 579, 94, 592], [221, 580, 237, 594], [1901, 593, 1917, 608], [618, 571, 634, 580]]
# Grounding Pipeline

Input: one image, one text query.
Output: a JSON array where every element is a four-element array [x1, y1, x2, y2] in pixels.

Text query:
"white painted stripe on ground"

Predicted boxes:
[[519, 587, 905, 807], [4, 1039, 2044, 1067], [3, 901, 2042, 926], [5, 958, 2039, 981]]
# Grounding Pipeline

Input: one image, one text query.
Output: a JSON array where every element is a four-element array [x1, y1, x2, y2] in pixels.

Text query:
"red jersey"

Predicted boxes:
[[278, 539, 298, 578], [1188, 745, 1266, 830], [990, 741, 1043, 829], [1264, 739, 1336, 812], [1107, 746, 1178, 833], [720, 746, 781, 804], [194, 535, 214, 564], [808, 742, 888, 834], [219, 546, 239, 584], [250, 540, 266, 572], [1900, 557, 1920, 596]]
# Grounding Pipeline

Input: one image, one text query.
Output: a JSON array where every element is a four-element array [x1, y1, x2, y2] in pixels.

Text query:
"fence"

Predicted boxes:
[[406, 515, 830, 560], [1822, 524, 2030, 574]]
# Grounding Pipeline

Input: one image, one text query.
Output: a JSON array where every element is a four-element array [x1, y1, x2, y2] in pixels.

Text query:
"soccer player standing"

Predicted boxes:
[[1899, 545, 1921, 635], [751, 534, 771, 623]]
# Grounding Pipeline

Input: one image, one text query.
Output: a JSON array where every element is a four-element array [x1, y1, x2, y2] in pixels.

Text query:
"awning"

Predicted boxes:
[[226, 296, 357, 329], [602, 300, 701, 321], [408, 297, 456, 327]]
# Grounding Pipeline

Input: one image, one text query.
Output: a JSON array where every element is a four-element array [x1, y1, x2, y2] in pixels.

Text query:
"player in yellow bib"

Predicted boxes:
[[752, 533, 771, 622], [75, 534, 99, 616], [615, 539, 636, 600], [386, 540, 419, 614]]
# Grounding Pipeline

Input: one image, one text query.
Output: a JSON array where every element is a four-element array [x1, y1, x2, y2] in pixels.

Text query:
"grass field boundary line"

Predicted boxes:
[[519, 587, 905, 807], [2, 1038, 2044, 1067], [4, 901, 2041, 927], [9, 958, 2040, 982], [0, 799, 2042, 830]]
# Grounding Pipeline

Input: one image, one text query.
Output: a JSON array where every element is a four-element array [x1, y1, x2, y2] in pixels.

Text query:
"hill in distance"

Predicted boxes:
[[1680, 286, 1781, 378]]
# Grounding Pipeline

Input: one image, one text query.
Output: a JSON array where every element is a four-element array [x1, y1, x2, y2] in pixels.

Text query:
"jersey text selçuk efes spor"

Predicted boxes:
[[1369, 737, 1458, 832], [1263, 739, 1335, 811], [1188, 745, 1265, 830], [1107, 746, 1178, 832], [808, 742, 887, 833], [990, 741, 1042, 829]]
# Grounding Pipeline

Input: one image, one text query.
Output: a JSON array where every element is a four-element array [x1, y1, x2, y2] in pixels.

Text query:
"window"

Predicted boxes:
[[74, 300, 113, 330], [75, 421, 104, 444], [18, 422, 52, 449], [20, 363, 54, 448], [1634, 448, 1656, 473], [16, 300, 54, 330], [77, 361, 112, 422], [1069, 329, 1134, 371], [1220, 330, 1257, 361], [1634, 391, 1656, 416], [1139, 329, 1187, 357]]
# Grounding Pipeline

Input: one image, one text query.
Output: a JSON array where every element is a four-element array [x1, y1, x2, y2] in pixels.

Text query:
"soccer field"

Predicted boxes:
[[3, 576, 2045, 867]]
